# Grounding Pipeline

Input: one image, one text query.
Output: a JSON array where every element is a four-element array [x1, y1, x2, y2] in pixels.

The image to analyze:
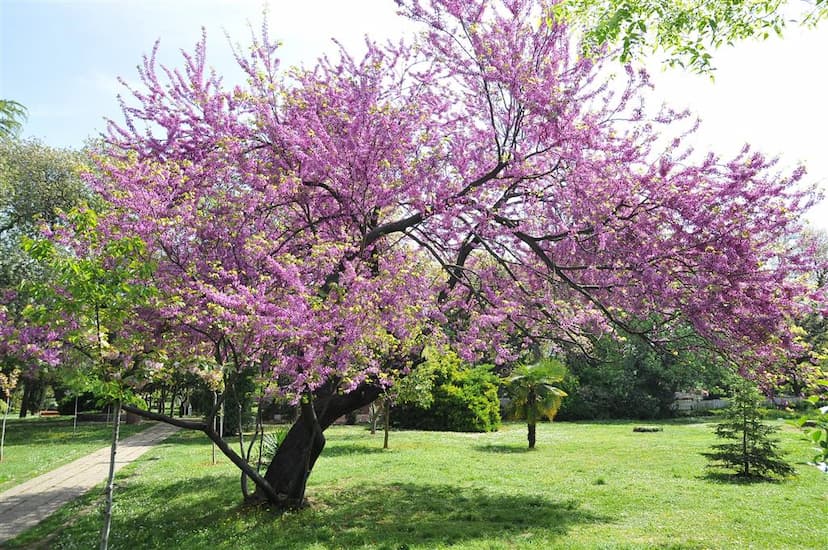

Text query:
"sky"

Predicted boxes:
[[1, 0, 827, 231]]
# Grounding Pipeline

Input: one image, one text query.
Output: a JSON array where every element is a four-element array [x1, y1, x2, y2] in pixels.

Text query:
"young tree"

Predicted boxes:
[[380, 358, 435, 448], [504, 358, 568, 449], [703, 381, 794, 479], [22, 207, 157, 550], [17, 0, 821, 509]]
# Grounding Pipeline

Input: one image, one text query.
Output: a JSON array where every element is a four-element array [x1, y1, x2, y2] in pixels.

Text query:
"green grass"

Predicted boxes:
[[0, 415, 151, 492], [5, 419, 827, 549]]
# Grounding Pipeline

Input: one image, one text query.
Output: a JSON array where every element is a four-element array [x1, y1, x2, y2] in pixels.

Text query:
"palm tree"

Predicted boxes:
[[503, 358, 567, 449], [0, 100, 28, 138]]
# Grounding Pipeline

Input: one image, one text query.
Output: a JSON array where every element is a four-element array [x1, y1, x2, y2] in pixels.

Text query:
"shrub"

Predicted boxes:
[[393, 351, 500, 432], [56, 391, 100, 415]]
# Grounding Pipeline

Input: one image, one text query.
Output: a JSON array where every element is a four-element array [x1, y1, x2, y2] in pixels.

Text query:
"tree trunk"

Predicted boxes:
[[369, 402, 378, 435], [19, 380, 31, 418], [258, 383, 381, 507], [742, 413, 749, 477], [211, 391, 218, 465], [383, 398, 390, 450], [99, 401, 121, 550], [527, 388, 537, 449], [124, 381, 384, 509]]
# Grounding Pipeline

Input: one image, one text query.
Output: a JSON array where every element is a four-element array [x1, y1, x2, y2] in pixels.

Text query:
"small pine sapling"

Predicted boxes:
[[703, 382, 794, 479]]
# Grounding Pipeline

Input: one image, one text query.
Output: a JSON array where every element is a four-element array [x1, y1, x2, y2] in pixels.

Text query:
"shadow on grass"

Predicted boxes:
[[321, 444, 386, 457], [10, 474, 611, 549], [1, 419, 151, 448], [700, 471, 784, 484], [272, 482, 610, 549], [473, 443, 533, 454]]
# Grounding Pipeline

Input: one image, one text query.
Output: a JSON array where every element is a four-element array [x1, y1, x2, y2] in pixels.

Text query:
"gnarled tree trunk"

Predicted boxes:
[[258, 383, 381, 507], [124, 381, 384, 510]]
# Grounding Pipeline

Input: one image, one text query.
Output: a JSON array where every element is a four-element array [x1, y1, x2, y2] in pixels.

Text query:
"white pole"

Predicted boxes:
[[1, 397, 10, 462], [73, 395, 79, 436]]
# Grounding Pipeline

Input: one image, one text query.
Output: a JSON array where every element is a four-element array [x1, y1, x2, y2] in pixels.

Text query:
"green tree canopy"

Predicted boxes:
[[0, 138, 90, 287], [0, 100, 27, 138], [551, 0, 828, 72]]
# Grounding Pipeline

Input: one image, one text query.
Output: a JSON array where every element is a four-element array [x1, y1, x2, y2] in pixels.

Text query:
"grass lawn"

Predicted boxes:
[[0, 415, 152, 492], [5, 419, 826, 549]]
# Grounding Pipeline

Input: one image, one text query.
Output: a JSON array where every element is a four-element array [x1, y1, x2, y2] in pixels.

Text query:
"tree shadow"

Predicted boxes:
[[50, 477, 611, 549], [473, 443, 533, 454], [700, 471, 784, 484], [320, 444, 386, 457], [1, 419, 151, 447]]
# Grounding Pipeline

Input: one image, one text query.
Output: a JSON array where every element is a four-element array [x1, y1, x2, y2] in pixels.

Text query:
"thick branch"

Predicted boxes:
[[121, 404, 206, 430], [121, 403, 281, 503], [362, 212, 424, 248]]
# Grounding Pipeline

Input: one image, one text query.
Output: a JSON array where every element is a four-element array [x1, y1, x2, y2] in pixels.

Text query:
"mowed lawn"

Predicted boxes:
[[5, 419, 826, 549], [0, 416, 151, 492]]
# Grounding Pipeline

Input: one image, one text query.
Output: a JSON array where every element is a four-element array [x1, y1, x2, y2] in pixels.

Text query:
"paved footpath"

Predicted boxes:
[[0, 422, 179, 545]]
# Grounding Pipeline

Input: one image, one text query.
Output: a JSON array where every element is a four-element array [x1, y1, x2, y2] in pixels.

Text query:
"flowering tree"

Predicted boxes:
[[23, 0, 821, 507]]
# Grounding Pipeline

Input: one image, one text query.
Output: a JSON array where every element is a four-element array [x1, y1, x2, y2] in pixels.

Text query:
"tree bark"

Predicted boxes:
[[258, 383, 381, 507], [369, 402, 379, 435], [527, 388, 537, 449], [19, 380, 31, 418], [157, 387, 166, 415]]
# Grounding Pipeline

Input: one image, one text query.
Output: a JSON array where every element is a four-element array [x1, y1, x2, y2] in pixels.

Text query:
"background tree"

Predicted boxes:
[[551, 0, 828, 72], [559, 325, 736, 420], [0, 138, 89, 417], [0, 100, 27, 138], [21, 206, 159, 550], [0, 367, 20, 462], [379, 358, 435, 448], [774, 228, 828, 397], [703, 381, 794, 479], [503, 358, 568, 449]]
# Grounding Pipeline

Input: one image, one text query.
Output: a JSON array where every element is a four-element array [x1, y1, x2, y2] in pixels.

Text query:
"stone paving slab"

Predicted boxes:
[[0, 422, 180, 545]]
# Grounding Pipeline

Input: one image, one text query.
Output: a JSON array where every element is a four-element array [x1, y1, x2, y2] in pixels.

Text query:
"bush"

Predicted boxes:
[[56, 391, 101, 415], [393, 351, 500, 432]]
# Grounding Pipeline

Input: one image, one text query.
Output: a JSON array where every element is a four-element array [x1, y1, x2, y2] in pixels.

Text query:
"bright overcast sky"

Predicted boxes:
[[1, 0, 826, 231]]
